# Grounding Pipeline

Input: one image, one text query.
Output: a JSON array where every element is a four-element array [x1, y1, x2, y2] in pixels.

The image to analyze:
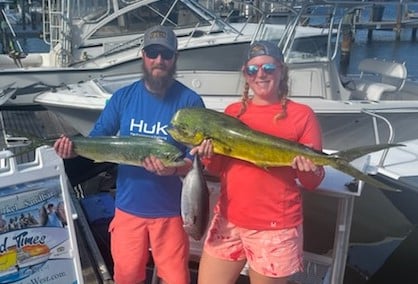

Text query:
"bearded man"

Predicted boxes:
[[53, 25, 205, 284]]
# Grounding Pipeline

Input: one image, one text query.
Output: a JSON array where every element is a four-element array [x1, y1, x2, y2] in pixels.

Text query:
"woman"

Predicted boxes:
[[193, 41, 325, 284]]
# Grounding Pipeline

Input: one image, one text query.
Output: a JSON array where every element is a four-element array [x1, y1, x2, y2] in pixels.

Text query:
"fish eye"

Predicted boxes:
[[164, 153, 172, 159], [176, 127, 189, 135]]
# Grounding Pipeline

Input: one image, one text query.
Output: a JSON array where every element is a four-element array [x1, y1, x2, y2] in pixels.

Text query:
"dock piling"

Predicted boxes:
[[356, 1, 418, 42]]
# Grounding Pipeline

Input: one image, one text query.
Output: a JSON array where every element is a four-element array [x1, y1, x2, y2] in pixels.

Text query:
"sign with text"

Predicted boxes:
[[0, 148, 83, 284]]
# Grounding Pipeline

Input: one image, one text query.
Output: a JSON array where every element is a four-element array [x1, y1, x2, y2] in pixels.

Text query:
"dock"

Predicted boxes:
[[216, 0, 418, 42], [352, 2, 418, 41], [355, 19, 418, 41]]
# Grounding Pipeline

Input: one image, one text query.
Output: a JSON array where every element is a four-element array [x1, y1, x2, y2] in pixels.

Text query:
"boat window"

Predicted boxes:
[[288, 33, 329, 62], [90, 0, 211, 39], [72, 0, 112, 21], [282, 4, 340, 63]]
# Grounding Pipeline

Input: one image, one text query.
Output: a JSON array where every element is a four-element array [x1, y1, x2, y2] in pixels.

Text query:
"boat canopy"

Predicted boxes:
[[73, 0, 216, 40]]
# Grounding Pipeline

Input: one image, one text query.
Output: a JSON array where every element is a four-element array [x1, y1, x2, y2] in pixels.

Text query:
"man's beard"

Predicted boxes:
[[142, 63, 176, 97]]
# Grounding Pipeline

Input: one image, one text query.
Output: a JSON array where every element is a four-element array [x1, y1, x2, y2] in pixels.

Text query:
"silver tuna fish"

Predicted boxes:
[[181, 155, 210, 241]]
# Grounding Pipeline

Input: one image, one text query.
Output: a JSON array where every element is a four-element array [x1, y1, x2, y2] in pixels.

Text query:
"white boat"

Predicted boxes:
[[32, 2, 418, 281], [35, 2, 418, 148], [0, 0, 318, 106]]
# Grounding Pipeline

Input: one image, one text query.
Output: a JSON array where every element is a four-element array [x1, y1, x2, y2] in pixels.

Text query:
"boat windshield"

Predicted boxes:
[[277, 3, 343, 64], [73, 0, 214, 39], [70, 0, 111, 21]]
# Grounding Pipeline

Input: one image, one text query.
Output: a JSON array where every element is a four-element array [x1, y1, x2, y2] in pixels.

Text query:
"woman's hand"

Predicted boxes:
[[291, 155, 318, 173], [292, 155, 325, 190], [143, 155, 176, 176], [189, 139, 213, 158], [53, 135, 77, 159]]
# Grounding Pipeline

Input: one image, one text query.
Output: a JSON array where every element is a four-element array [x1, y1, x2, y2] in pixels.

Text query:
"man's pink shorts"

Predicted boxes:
[[203, 213, 303, 278], [109, 208, 190, 284]]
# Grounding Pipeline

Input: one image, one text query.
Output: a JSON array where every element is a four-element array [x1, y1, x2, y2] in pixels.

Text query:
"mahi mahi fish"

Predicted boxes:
[[14, 135, 186, 168], [168, 108, 403, 192], [181, 154, 210, 241]]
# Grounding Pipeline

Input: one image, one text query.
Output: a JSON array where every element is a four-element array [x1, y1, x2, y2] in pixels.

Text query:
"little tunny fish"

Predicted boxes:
[[13, 135, 186, 168], [168, 108, 404, 192], [181, 155, 210, 241]]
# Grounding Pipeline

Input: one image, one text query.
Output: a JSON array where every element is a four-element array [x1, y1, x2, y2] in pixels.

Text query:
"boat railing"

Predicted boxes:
[[152, 1, 179, 27], [184, 22, 202, 47], [278, 2, 339, 63], [120, 0, 142, 5], [278, 1, 403, 64], [85, 0, 278, 61], [42, 0, 72, 67], [238, 1, 300, 43], [362, 109, 394, 168], [0, 8, 24, 63], [80, 6, 111, 24], [202, 0, 267, 40], [361, 107, 418, 168], [233, 3, 265, 43], [184, 0, 247, 36]]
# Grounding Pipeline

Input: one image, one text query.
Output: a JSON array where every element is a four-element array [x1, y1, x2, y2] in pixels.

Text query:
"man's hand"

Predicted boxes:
[[53, 135, 77, 159], [143, 155, 176, 176]]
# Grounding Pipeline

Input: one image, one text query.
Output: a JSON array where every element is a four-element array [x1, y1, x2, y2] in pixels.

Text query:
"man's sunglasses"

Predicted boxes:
[[144, 48, 175, 60], [245, 63, 277, 76]]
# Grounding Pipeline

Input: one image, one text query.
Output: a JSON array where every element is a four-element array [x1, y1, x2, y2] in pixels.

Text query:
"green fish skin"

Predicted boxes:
[[15, 135, 186, 168], [168, 108, 404, 192]]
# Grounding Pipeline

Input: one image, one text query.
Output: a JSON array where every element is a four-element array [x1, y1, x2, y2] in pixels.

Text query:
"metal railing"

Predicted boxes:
[[42, 0, 71, 66]]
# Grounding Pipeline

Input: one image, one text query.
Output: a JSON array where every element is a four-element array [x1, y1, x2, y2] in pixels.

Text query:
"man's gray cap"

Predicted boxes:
[[143, 25, 177, 51]]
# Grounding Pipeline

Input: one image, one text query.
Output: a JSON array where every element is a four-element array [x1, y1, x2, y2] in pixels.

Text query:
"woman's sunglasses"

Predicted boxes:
[[245, 63, 277, 76], [144, 47, 175, 60]]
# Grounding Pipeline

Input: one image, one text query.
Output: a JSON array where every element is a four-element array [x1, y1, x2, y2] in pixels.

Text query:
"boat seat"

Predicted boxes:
[[355, 58, 407, 101]]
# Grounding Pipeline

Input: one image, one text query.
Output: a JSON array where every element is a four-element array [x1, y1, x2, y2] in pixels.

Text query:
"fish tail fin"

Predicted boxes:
[[333, 159, 400, 192], [6, 130, 57, 158], [335, 143, 404, 162]]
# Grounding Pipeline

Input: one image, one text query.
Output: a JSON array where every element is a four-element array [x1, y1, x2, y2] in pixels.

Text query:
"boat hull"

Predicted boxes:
[[35, 95, 418, 150]]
